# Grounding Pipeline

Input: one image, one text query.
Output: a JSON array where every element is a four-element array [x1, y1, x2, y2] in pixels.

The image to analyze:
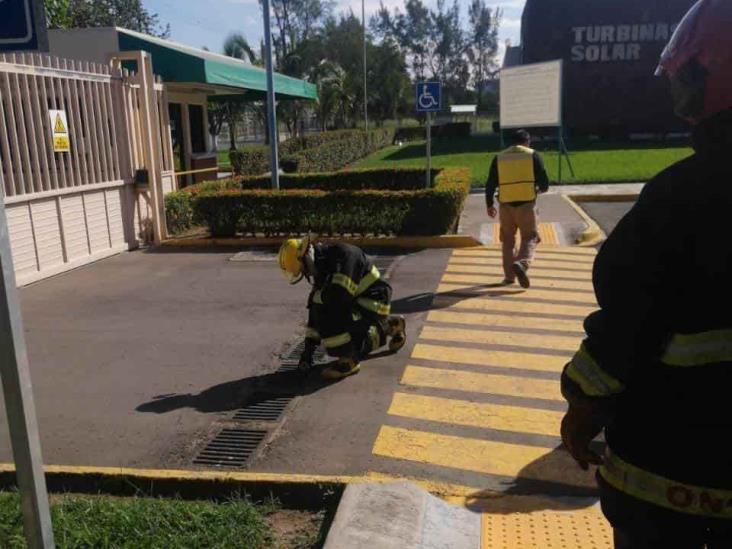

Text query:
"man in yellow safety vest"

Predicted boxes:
[[561, 1, 732, 546], [485, 129, 550, 288]]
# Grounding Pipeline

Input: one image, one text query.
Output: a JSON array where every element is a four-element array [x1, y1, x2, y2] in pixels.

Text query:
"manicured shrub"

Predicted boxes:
[[191, 167, 470, 237], [164, 192, 194, 235], [229, 146, 269, 176]]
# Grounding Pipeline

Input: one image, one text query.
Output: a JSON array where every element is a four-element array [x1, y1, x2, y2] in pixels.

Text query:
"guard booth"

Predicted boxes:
[[48, 27, 317, 187]]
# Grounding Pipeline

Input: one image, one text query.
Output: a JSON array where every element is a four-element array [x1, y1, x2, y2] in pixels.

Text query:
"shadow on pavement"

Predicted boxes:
[[136, 370, 339, 415], [391, 284, 520, 315], [462, 445, 601, 514]]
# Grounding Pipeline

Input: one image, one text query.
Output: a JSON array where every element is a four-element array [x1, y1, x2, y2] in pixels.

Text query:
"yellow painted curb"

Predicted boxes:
[[560, 194, 607, 247], [162, 235, 482, 249]]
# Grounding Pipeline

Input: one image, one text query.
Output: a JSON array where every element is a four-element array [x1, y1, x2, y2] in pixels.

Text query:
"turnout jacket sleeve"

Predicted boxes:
[[561, 178, 676, 409], [319, 246, 363, 311], [485, 157, 499, 208], [533, 152, 550, 193]]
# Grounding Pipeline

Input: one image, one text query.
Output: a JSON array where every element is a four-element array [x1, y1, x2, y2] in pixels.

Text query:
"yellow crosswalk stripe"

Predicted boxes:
[[433, 296, 594, 317], [427, 310, 585, 334], [412, 343, 570, 372], [388, 392, 564, 436], [440, 273, 594, 291], [401, 365, 564, 401], [442, 266, 595, 294], [444, 264, 591, 281], [435, 284, 596, 305], [454, 246, 596, 257], [449, 257, 593, 272], [372, 426, 595, 487], [420, 326, 581, 352], [450, 254, 595, 267]]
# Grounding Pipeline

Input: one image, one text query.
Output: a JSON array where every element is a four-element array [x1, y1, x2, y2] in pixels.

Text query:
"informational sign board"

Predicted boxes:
[[415, 82, 442, 113], [0, 0, 48, 52], [500, 60, 562, 128], [49, 110, 70, 153]]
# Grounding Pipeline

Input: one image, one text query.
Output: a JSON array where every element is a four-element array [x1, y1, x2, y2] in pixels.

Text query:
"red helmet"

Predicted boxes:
[[655, 0, 732, 123]]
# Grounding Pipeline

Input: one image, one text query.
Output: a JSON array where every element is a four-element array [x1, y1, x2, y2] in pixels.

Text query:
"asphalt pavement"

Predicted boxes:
[[579, 201, 636, 236]]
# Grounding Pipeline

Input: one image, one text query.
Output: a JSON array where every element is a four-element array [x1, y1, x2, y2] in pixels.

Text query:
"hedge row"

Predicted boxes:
[[394, 122, 472, 142], [186, 167, 469, 237], [228, 128, 394, 176]]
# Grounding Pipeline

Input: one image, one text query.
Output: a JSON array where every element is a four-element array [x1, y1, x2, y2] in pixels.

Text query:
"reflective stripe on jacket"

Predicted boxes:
[[497, 145, 537, 203]]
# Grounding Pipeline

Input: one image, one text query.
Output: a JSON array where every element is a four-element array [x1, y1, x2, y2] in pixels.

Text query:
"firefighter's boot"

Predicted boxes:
[[386, 315, 407, 353], [297, 339, 317, 374], [321, 357, 361, 380]]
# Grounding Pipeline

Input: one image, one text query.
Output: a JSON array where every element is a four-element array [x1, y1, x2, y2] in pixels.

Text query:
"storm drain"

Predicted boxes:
[[370, 255, 397, 279], [233, 395, 292, 422], [279, 340, 328, 368], [193, 428, 267, 468]]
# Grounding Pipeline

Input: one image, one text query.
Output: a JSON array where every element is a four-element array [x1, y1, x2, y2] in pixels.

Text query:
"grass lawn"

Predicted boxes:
[[0, 492, 323, 548], [353, 135, 693, 187]]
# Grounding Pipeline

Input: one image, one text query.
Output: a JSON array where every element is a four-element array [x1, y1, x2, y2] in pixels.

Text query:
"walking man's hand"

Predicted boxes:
[[561, 405, 604, 470], [487, 206, 497, 218]]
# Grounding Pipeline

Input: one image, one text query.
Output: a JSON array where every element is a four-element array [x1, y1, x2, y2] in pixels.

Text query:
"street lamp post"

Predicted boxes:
[[262, 0, 280, 189], [362, 0, 368, 131]]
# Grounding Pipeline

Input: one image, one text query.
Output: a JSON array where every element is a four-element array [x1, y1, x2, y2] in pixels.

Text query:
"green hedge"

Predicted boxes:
[[229, 129, 395, 176], [232, 168, 436, 191], [282, 128, 394, 173], [394, 122, 472, 143], [190, 167, 470, 237]]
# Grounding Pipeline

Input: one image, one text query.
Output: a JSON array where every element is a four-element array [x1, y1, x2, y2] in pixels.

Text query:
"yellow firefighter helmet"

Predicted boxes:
[[278, 238, 309, 283]]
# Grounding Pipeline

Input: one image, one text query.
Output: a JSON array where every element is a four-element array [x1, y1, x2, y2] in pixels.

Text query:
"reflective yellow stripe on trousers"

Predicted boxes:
[[600, 449, 732, 518], [357, 297, 391, 316], [662, 329, 732, 367], [323, 332, 351, 349]]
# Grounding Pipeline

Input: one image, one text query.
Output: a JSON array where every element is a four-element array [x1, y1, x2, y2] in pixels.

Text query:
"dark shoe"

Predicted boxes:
[[512, 262, 530, 289], [386, 316, 407, 353], [502, 278, 515, 286], [321, 357, 361, 380]]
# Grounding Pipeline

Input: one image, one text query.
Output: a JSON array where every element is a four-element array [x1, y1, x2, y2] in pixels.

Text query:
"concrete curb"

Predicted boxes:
[[560, 194, 607, 247], [161, 234, 482, 249], [568, 193, 640, 203], [324, 482, 480, 549], [0, 463, 350, 509]]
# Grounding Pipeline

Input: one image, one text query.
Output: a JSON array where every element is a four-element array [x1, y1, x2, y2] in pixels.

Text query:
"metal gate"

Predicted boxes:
[[0, 51, 174, 285]]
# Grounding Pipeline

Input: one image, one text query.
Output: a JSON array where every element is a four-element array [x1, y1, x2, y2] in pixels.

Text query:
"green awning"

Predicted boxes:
[[116, 28, 317, 101]]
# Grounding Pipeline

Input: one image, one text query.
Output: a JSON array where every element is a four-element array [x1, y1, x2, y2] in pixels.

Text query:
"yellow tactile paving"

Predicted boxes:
[[492, 223, 560, 246], [426, 310, 584, 334], [401, 365, 564, 401], [433, 295, 594, 317], [420, 326, 581, 352], [388, 393, 564, 436], [372, 426, 595, 488], [480, 505, 613, 549], [436, 286, 596, 305], [412, 343, 570, 372]]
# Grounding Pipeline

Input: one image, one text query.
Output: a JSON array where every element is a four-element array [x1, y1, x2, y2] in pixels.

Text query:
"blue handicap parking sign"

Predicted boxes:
[[0, 0, 45, 52], [415, 82, 442, 112]]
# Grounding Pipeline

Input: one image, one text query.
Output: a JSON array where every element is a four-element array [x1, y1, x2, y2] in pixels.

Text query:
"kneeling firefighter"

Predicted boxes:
[[278, 238, 407, 380]]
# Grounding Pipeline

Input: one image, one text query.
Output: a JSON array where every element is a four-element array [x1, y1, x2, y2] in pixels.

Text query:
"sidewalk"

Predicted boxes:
[[549, 183, 644, 198]]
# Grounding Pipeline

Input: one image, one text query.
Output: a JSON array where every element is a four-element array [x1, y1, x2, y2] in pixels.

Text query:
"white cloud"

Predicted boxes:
[[502, 17, 521, 29]]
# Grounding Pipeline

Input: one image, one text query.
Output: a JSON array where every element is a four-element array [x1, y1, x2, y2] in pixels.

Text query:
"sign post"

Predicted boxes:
[[416, 82, 442, 189], [0, 201, 55, 548], [262, 0, 279, 190], [0, 0, 48, 52]]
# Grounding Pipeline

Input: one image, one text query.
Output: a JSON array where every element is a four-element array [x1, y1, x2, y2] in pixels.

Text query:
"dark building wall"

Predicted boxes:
[[520, 0, 696, 135]]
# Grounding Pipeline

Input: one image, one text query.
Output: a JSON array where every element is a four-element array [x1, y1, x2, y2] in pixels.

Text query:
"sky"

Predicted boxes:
[[144, 0, 525, 63]]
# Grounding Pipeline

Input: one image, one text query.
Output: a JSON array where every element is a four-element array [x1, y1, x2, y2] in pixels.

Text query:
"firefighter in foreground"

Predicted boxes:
[[278, 238, 406, 380], [560, 1, 732, 546]]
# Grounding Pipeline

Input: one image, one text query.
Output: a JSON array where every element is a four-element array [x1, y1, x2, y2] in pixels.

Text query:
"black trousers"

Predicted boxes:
[[601, 477, 732, 549]]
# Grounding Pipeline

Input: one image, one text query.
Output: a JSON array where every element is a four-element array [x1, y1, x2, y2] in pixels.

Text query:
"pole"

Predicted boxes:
[[262, 0, 280, 189], [362, 0, 368, 131], [557, 125, 563, 185], [0, 201, 55, 548], [426, 111, 432, 188]]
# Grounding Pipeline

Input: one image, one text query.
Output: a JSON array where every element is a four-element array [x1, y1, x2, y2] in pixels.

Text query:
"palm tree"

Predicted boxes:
[[310, 60, 353, 130], [220, 33, 260, 149]]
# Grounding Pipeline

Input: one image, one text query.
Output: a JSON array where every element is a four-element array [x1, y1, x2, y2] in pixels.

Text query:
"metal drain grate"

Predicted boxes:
[[370, 256, 396, 279], [280, 340, 328, 365], [233, 395, 292, 421], [193, 428, 266, 468]]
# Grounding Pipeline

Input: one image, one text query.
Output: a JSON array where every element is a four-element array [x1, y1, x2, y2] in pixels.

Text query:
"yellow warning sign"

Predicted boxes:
[[54, 114, 67, 134], [48, 109, 70, 153]]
